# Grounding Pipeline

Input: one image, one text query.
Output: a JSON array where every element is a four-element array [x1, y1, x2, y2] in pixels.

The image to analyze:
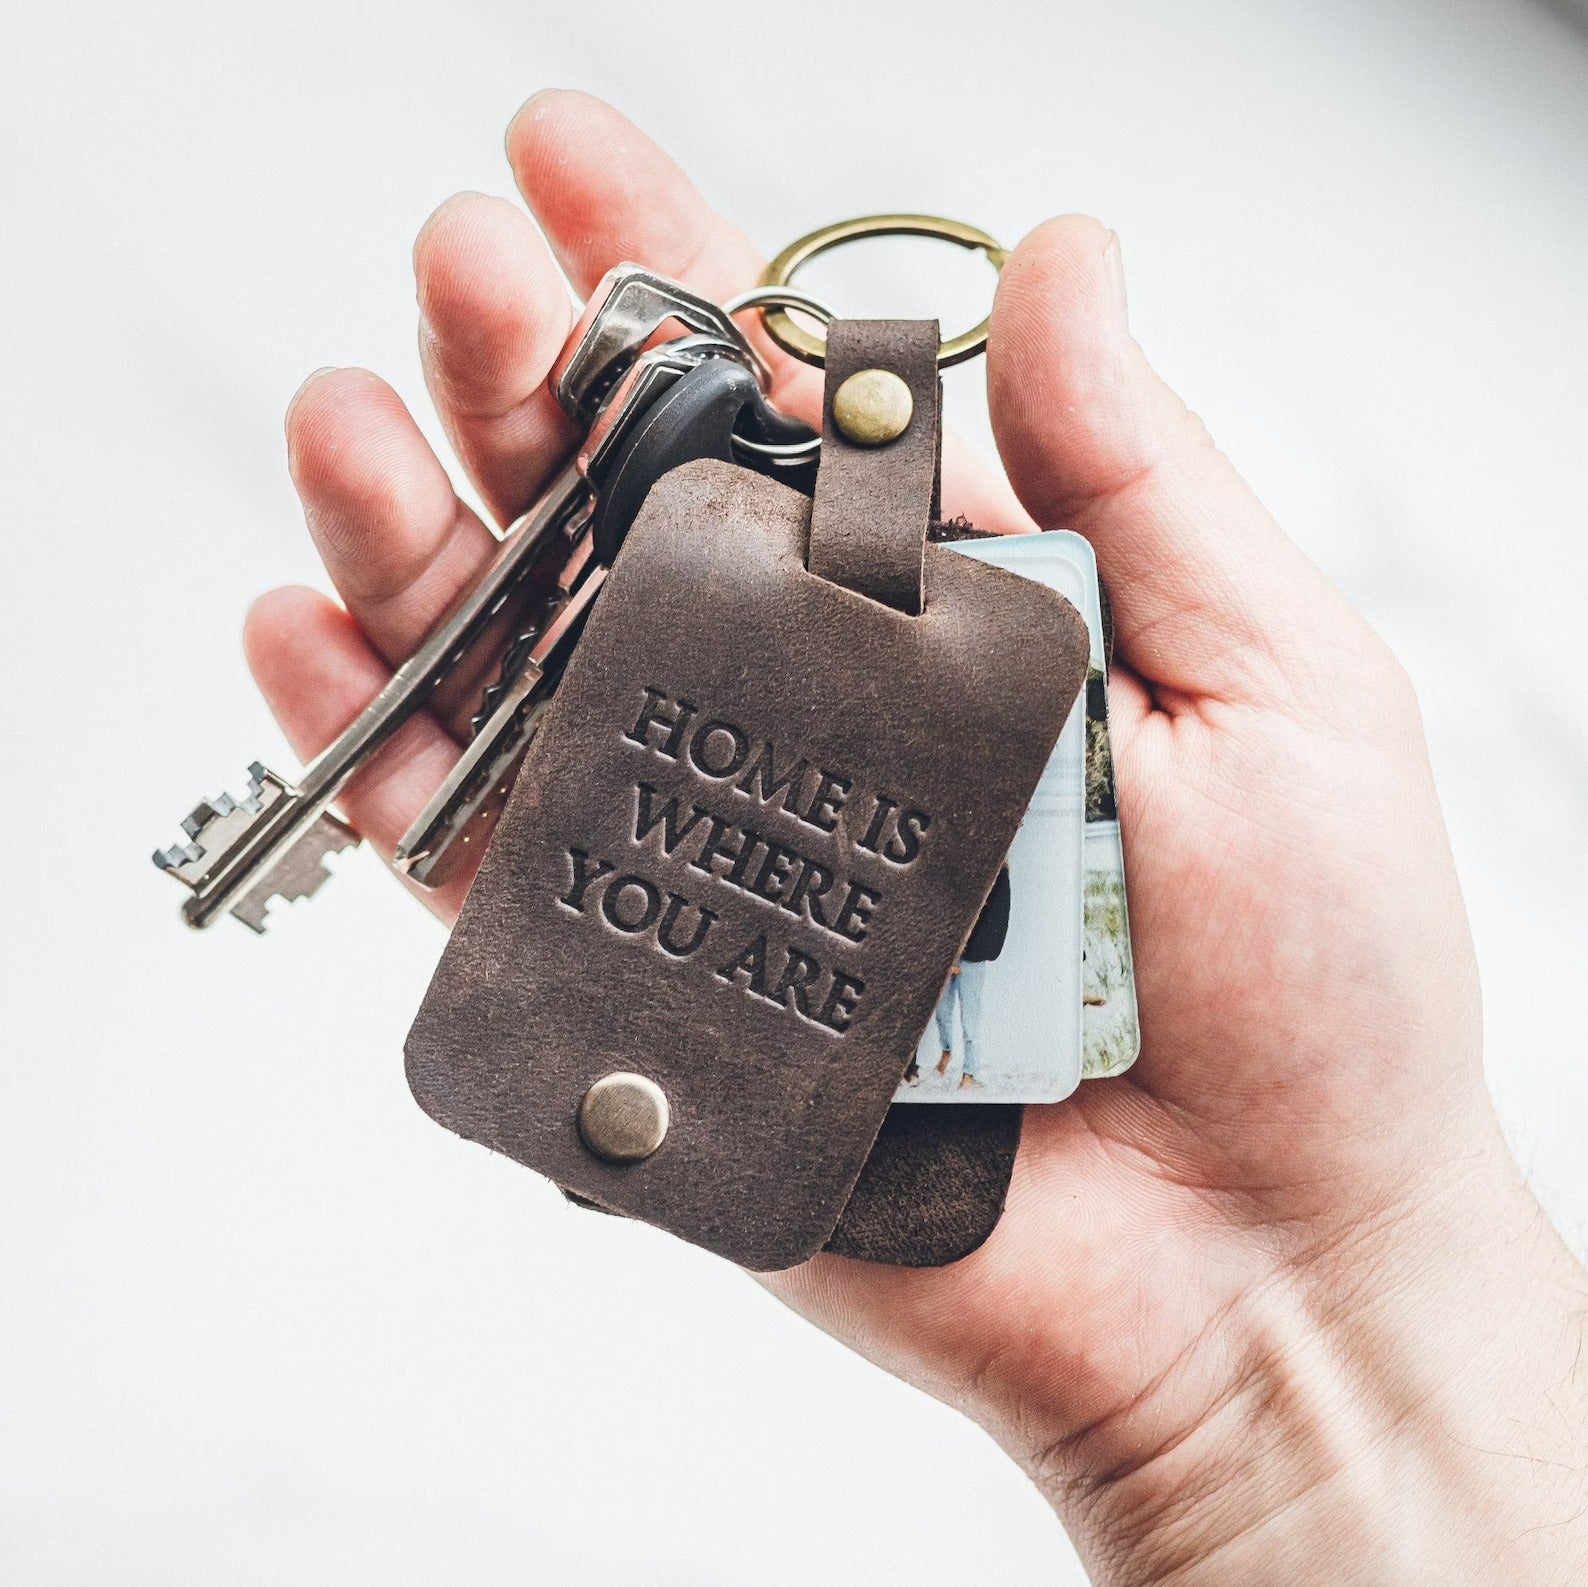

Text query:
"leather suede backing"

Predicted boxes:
[[823, 1103, 1024, 1264]]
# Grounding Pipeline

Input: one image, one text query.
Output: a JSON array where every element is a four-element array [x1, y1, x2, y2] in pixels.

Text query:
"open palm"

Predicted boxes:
[[247, 90, 1506, 1574]]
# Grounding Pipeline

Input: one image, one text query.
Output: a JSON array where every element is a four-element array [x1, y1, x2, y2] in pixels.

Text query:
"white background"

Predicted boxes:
[[2, 2, 1586, 1582]]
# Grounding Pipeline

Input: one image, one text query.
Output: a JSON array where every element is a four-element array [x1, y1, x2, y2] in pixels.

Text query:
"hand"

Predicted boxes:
[[245, 91, 1588, 1584]]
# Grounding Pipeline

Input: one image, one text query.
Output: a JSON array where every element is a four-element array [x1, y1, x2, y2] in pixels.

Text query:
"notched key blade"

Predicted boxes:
[[153, 763, 288, 886], [394, 694, 548, 889], [154, 763, 361, 931], [395, 565, 608, 889], [228, 811, 360, 933]]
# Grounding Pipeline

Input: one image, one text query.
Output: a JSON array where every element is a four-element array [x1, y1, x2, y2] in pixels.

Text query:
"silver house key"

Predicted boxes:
[[153, 459, 592, 930], [152, 267, 819, 931], [390, 325, 815, 887], [154, 768, 360, 934]]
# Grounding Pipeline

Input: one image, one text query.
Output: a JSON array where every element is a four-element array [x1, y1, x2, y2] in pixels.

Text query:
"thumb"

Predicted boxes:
[[988, 215, 1361, 713]]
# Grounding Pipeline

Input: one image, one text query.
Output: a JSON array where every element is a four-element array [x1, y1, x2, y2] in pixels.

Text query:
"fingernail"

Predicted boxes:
[[1103, 231, 1128, 324]]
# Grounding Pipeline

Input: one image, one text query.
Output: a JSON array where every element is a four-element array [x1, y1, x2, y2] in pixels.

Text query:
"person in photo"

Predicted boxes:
[[905, 866, 1010, 1089]]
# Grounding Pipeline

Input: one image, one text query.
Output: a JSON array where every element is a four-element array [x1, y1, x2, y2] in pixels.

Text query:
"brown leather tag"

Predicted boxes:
[[405, 457, 1090, 1269]]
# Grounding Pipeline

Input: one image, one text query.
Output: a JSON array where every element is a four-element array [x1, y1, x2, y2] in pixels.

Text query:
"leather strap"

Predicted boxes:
[[807, 320, 940, 615]]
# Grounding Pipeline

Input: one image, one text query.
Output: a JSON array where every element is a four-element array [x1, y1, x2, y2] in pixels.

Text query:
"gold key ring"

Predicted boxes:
[[758, 213, 1008, 369]]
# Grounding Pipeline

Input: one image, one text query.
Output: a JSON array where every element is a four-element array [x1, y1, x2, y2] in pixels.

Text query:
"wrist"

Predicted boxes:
[[1022, 1126, 1588, 1584]]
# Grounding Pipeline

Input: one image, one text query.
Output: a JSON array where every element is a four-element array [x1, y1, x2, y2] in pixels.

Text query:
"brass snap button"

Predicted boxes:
[[832, 368, 913, 446], [578, 1072, 670, 1164]]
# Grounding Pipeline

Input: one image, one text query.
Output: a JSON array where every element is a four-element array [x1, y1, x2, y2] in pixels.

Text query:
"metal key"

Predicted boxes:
[[155, 463, 591, 930], [391, 340, 807, 888], [553, 264, 767, 424], [391, 564, 607, 887], [154, 266, 766, 931], [154, 769, 361, 934]]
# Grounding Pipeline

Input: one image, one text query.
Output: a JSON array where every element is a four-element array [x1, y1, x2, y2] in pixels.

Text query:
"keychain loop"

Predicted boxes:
[[722, 284, 837, 325], [721, 286, 836, 462], [757, 214, 1008, 369]]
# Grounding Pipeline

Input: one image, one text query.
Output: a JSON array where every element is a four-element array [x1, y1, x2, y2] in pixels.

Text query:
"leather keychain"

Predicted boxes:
[[405, 317, 1092, 1270]]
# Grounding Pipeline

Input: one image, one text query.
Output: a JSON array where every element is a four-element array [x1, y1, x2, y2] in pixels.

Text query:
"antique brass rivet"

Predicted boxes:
[[578, 1072, 669, 1164], [832, 368, 913, 446]]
